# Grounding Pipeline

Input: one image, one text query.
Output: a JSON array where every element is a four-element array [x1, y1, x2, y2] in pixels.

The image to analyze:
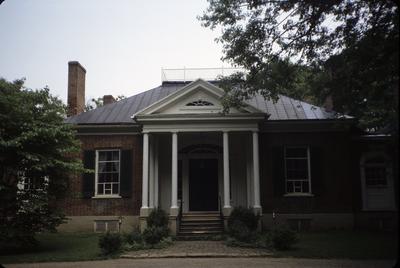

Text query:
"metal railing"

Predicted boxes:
[[161, 67, 244, 82]]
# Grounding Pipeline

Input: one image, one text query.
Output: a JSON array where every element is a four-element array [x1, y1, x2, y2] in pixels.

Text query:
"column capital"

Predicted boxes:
[[252, 130, 259, 134]]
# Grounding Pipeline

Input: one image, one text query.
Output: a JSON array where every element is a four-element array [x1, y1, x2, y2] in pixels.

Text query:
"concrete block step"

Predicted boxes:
[[180, 217, 222, 222], [180, 226, 223, 232], [178, 230, 222, 236], [180, 221, 222, 226]]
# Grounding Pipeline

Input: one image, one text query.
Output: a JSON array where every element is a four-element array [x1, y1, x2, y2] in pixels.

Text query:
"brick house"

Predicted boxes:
[[60, 61, 397, 235]]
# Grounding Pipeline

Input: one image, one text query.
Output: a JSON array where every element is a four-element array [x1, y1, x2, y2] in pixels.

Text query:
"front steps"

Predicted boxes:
[[177, 212, 224, 240]]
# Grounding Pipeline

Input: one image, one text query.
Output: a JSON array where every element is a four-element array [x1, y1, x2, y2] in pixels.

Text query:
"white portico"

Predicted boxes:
[[133, 79, 266, 234]]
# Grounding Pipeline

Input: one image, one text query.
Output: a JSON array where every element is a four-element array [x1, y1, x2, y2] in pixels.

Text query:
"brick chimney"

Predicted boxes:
[[103, 95, 115, 105], [67, 61, 86, 116]]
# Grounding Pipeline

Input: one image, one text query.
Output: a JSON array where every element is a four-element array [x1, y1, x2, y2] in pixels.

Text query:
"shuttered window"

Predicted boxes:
[[284, 146, 311, 194], [96, 150, 121, 196], [82, 149, 133, 198]]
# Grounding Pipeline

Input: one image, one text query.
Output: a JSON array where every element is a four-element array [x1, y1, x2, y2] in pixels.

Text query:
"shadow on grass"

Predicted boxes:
[[0, 232, 104, 264], [273, 230, 398, 260]]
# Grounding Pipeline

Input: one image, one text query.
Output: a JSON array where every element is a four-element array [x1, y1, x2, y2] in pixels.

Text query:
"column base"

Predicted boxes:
[[169, 206, 179, 217], [222, 206, 232, 230], [169, 215, 178, 236], [253, 206, 262, 216], [222, 206, 232, 217], [169, 207, 179, 236], [253, 206, 263, 231], [139, 207, 152, 232]]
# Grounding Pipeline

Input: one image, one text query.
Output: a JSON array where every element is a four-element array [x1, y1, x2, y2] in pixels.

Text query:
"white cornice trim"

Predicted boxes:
[[142, 122, 259, 133], [132, 79, 263, 117]]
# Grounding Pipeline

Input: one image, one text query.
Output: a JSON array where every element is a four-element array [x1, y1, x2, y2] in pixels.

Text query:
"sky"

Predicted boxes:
[[0, 0, 226, 103]]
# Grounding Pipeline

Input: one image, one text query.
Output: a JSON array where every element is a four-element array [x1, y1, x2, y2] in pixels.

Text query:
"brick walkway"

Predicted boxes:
[[121, 241, 272, 258]]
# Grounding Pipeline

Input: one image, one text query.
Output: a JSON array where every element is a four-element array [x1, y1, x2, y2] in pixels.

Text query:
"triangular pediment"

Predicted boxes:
[[134, 79, 262, 117]]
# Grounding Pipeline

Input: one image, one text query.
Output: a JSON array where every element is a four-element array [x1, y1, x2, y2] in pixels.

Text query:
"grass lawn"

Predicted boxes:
[[0, 232, 104, 264], [274, 230, 398, 259]]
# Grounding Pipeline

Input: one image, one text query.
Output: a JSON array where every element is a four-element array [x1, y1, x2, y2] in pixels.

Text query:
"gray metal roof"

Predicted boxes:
[[66, 81, 336, 125]]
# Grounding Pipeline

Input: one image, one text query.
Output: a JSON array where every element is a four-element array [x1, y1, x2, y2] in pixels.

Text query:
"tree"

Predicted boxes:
[[0, 78, 84, 247], [85, 95, 126, 111], [200, 0, 398, 131]]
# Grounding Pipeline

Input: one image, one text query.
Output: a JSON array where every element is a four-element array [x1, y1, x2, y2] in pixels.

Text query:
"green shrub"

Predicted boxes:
[[98, 232, 122, 255], [147, 208, 169, 228], [123, 229, 142, 245], [228, 207, 259, 231], [268, 226, 298, 250], [142, 226, 169, 245], [228, 220, 255, 242], [152, 237, 173, 249], [227, 207, 259, 242]]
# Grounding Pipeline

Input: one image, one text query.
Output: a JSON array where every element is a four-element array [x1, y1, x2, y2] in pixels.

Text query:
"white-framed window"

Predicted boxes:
[[360, 152, 395, 211], [94, 220, 119, 233], [284, 146, 311, 194], [17, 171, 48, 191], [95, 149, 121, 196], [363, 156, 388, 188]]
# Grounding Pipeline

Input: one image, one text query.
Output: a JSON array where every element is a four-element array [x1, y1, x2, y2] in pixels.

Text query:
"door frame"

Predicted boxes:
[[180, 152, 222, 213]]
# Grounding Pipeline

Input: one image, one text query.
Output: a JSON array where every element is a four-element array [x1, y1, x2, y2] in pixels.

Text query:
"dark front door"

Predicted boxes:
[[189, 158, 219, 211]]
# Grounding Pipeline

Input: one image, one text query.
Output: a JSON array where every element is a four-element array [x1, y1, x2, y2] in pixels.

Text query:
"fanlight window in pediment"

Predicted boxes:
[[185, 99, 214, 107]]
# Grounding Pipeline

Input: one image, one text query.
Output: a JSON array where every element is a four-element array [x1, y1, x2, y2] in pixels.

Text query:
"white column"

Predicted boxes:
[[154, 137, 159, 208], [141, 133, 149, 209], [252, 131, 261, 209], [171, 132, 178, 209], [223, 131, 231, 209], [149, 135, 155, 208]]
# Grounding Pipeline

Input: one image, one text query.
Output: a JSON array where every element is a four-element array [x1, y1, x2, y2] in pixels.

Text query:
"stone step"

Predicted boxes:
[[181, 219, 222, 225], [180, 217, 222, 222], [178, 230, 222, 236], [180, 226, 223, 232], [182, 212, 220, 216], [175, 235, 223, 241]]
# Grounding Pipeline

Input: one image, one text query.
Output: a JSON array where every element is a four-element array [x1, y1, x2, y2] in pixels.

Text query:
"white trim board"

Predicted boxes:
[[133, 79, 264, 117]]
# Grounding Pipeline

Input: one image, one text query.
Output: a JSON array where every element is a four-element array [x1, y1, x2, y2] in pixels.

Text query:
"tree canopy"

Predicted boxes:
[[0, 78, 84, 246], [200, 0, 398, 131], [85, 95, 126, 111]]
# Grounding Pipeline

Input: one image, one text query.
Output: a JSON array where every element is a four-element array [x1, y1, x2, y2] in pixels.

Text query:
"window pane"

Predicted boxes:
[[101, 174, 118, 183], [98, 184, 104, 194], [112, 183, 119, 194], [97, 150, 120, 195], [302, 181, 309, 192], [286, 147, 307, 158], [99, 151, 119, 162], [112, 151, 120, 161], [287, 181, 294, 193], [365, 166, 387, 186], [99, 162, 119, 173]]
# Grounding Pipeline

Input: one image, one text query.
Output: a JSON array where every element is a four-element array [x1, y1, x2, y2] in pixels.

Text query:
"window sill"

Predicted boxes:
[[283, 193, 314, 197], [92, 195, 122, 199]]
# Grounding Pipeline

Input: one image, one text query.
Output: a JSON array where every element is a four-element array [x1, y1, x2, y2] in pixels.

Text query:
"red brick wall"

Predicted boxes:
[[259, 131, 355, 214], [59, 134, 142, 216]]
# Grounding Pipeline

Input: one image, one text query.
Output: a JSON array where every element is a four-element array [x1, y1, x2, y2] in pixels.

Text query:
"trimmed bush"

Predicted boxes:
[[228, 220, 254, 242], [268, 226, 298, 250], [228, 206, 259, 231], [142, 226, 168, 245], [98, 232, 122, 255], [227, 207, 259, 242], [124, 229, 142, 245], [147, 208, 169, 228]]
